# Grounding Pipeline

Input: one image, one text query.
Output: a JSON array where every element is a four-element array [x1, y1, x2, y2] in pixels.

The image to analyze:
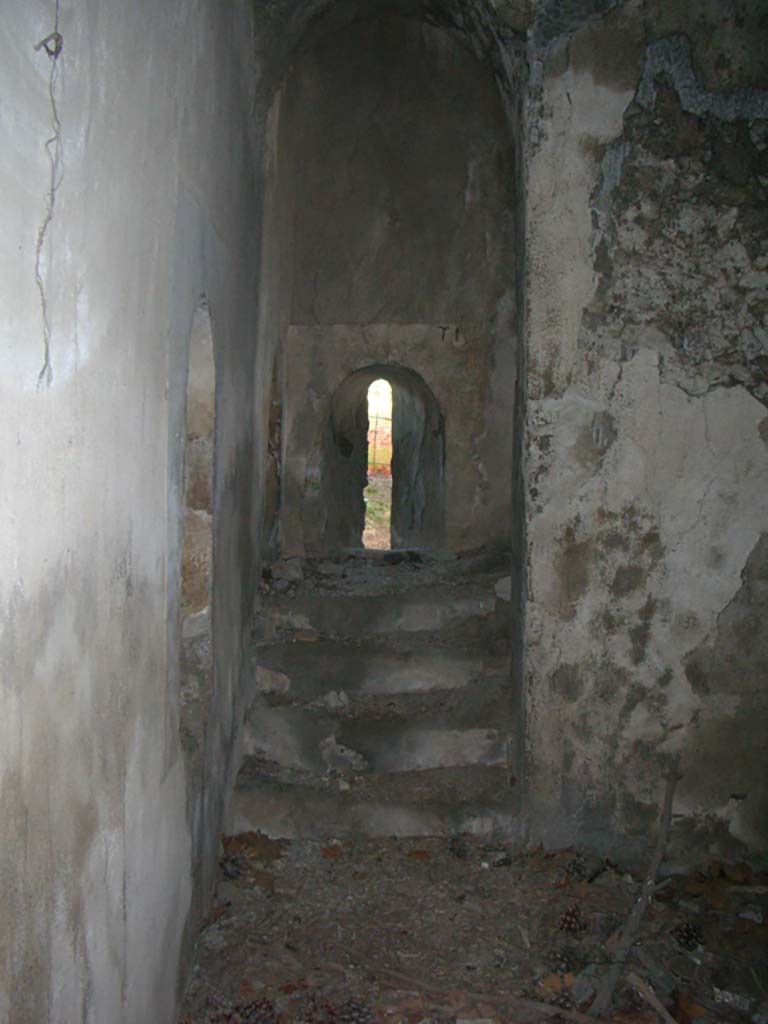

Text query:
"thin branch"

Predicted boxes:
[[589, 762, 681, 1016], [627, 971, 677, 1024]]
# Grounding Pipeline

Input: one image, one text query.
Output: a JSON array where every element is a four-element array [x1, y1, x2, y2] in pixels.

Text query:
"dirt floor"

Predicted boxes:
[[179, 832, 768, 1024]]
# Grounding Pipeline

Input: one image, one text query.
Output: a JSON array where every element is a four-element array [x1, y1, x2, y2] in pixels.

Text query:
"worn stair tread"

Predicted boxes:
[[262, 581, 503, 641], [248, 678, 512, 724], [233, 552, 518, 841], [282, 548, 512, 599], [241, 704, 514, 774], [228, 758, 520, 839], [249, 639, 510, 704]]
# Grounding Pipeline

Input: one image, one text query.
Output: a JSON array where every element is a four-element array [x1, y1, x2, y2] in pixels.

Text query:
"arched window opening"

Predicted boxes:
[[363, 378, 392, 550], [181, 305, 215, 621], [322, 364, 444, 554], [179, 302, 216, 750]]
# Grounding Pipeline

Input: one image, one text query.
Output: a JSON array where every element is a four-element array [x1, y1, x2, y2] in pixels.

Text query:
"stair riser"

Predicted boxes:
[[253, 651, 504, 699], [242, 704, 512, 774], [227, 788, 522, 840], [265, 593, 498, 640]]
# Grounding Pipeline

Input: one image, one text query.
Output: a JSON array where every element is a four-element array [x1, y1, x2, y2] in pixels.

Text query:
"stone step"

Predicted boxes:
[[240, 699, 514, 774], [249, 672, 511, 724], [250, 639, 510, 703], [227, 757, 521, 839], [262, 582, 503, 642], [268, 548, 513, 600]]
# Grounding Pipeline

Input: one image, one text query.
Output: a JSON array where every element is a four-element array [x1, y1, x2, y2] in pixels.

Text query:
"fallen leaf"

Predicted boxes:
[[538, 972, 563, 994], [675, 990, 708, 1024], [295, 629, 320, 643], [408, 850, 430, 862], [322, 843, 344, 860], [221, 833, 243, 857], [723, 862, 752, 884], [250, 869, 275, 894], [684, 877, 729, 907], [238, 830, 287, 863], [612, 1011, 657, 1024], [209, 900, 229, 923], [281, 979, 308, 994], [446, 987, 472, 1010]]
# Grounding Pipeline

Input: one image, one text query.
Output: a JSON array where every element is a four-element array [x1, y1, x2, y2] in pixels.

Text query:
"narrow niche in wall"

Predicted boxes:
[[180, 303, 216, 741], [363, 378, 392, 550]]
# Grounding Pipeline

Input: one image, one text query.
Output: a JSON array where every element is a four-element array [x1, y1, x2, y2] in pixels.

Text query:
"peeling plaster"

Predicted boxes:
[[636, 34, 768, 121], [525, 5, 768, 860]]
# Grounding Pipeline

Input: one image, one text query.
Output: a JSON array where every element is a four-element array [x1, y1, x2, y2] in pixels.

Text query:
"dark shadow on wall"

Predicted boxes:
[[323, 364, 444, 551]]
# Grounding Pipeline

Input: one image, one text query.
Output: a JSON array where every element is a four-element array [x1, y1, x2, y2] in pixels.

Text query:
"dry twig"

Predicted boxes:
[[627, 971, 677, 1024], [589, 763, 681, 1016]]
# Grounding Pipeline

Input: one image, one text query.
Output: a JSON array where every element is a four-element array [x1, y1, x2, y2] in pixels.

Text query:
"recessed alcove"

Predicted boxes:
[[264, 11, 520, 560], [327, 364, 444, 552]]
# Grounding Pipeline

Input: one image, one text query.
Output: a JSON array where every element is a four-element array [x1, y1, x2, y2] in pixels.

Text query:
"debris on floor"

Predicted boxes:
[[179, 833, 768, 1024]]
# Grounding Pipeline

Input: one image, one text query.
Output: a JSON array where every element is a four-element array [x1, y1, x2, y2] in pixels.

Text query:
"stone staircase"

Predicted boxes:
[[226, 550, 520, 839]]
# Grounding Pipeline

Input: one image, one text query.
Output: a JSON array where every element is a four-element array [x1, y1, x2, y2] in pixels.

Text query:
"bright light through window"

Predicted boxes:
[[363, 379, 392, 549]]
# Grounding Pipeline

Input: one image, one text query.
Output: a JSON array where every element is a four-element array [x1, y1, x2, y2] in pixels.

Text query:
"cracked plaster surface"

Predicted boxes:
[[525, 3, 768, 859]]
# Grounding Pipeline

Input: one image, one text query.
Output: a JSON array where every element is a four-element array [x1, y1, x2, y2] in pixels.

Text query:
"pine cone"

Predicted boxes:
[[205, 1007, 236, 1023], [565, 856, 586, 880], [203, 997, 276, 1024], [671, 921, 703, 950], [240, 1000, 277, 1024], [293, 995, 342, 1024], [339, 1000, 376, 1024], [558, 903, 585, 933], [549, 990, 573, 1009], [449, 834, 469, 859], [547, 945, 582, 974], [203, 997, 235, 1023]]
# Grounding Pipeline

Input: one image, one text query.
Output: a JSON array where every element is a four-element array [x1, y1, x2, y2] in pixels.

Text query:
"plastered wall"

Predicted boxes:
[[2, 2, 767, 1021], [0, 1, 262, 1020], [524, 0, 768, 864]]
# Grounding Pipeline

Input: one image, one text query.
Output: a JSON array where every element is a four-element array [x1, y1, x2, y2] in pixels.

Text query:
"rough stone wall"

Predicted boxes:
[[525, 0, 768, 864], [0, 2, 261, 1021]]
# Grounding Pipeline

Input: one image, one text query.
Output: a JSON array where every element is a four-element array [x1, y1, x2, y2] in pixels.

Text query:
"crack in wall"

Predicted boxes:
[[34, 3, 64, 390]]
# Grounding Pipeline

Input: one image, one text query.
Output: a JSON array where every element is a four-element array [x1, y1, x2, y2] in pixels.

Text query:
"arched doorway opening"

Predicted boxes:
[[325, 364, 444, 552]]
